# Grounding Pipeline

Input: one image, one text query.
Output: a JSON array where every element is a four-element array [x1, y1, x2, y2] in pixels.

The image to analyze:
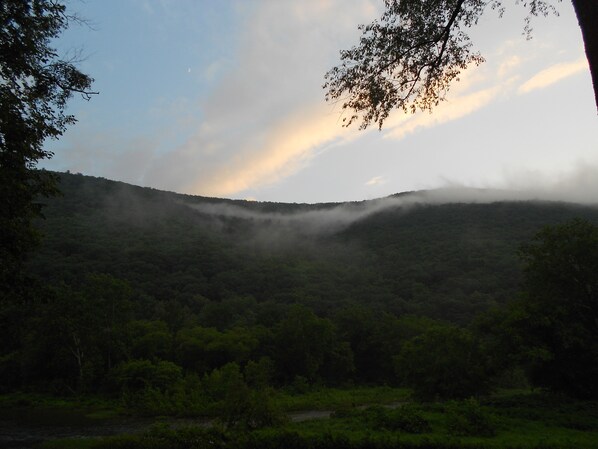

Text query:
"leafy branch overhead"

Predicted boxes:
[[323, 0, 573, 130], [0, 1, 97, 143], [0, 0, 97, 298]]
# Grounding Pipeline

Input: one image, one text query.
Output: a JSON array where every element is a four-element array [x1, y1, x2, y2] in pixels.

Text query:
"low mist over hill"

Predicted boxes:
[[29, 172, 598, 323]]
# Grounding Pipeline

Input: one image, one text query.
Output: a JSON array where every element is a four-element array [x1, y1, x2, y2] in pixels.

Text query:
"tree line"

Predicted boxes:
[[1, 218, 596, 407]]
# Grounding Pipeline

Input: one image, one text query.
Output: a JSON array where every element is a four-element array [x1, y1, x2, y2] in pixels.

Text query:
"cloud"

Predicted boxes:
[[365, 176, 387, 186], [187, 104, 358, 197], [377, 46, 517, 142], [43, 129, 160, 186], [188, 163, 598, 239], [143, 1, 379, 197], [378, 53, 588, 144], [383, 82, 506, 141], [498, 55, 522, 78], [518, 57, 588, 94], [498, 162, 598, 204], [373, 30, 588, 144], [95, 0, 591, 203], [189, 194, 413, 236]]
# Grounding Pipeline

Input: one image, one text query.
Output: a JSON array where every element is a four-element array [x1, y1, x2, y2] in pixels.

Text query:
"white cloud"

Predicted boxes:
[[378, 50, 587, 144], [518, 57, 588, 94], [383, 82, 506, 141], [498, 55, 522, 78], [187, 103, 358, 196], [187, 165, 598, 238], [44, 129, 160, 186], [135, 0, 592, 200], [498, 162, 598, 204], [144, 0, 379, 197], [365, 175, 387, 186]]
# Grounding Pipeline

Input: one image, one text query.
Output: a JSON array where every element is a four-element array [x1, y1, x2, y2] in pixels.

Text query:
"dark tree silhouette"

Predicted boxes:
[[518, 219, 598, 399], [324, 0, 598, 130], [0, 0, 96, 300]]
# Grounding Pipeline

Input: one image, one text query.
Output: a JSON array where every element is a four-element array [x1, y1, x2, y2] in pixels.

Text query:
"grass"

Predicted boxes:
[[272, 385, 411, 411], [278, 391, 598, 449], [13, 389, 598, 449], [0, 391, 125, 420], [41, 438, 102, 449]]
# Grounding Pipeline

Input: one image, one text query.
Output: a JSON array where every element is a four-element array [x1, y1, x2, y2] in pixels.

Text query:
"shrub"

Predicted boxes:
[[445, 398, 496, 437], [362, 405, 430, 434], [110, 359, 182, 392], [394, 326, 492, 401], [385, 405, 431, 434]]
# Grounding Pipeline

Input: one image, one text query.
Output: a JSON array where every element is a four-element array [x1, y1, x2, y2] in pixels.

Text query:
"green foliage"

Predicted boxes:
[[334, 308, 414, 383], [175, 327, 258, 375], [0, 1, 94, 300], [395, 325, 491, 401], [201, 362, 286, 430], [444, 398, 496, 437], [485, 391, 598, 432], [323, 0, 598, 130], [244, 357, 275, 389], [273, 305, 354, 383], [111, 359, 182, 392], [360, 405, 431, 434], [517, 219, 598, 399], [274, 386, 410, 412], [29, 173, 598, 328], [27, 389, 598, 449], [222, 387, 287, 431], [385, 405, 431, 434], [324, 0, 488, 129], [61, 425, 229, 449], [15, 276, 134, 392], [126, 320, 173, 360], [6, 172, 598, 403]]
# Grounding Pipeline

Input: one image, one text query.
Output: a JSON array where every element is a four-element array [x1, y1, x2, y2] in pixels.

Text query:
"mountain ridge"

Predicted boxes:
[[30, 171, 598, 323]]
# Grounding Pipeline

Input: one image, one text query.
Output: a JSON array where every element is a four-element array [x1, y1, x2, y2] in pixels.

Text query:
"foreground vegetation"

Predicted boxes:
[[34, 389, 598, 449]]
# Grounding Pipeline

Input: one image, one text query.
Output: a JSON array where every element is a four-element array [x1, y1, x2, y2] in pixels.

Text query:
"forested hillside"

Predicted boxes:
[[2, 171, 597, 400], [30, 172, 598, 323]]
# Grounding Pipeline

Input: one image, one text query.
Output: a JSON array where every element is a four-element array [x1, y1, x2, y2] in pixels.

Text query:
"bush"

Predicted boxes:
[[361, 405, 430, 434], [386, 405, 431, 434], [394, 326, 491, 401], [445, 398, 496, 437], [82, 424, 229, 449], [110, 359, 183, 392]]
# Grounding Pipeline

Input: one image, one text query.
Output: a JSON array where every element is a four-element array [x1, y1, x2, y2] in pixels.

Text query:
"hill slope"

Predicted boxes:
[[30, 172, 598, 323]]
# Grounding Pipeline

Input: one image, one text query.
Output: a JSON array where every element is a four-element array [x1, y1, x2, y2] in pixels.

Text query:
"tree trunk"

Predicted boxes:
[[571, 0, 598, 112]]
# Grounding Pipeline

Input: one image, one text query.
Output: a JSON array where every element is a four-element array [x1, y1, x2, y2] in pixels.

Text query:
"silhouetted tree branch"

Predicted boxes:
[[324, 0, 597, 130], [0, 0, 96, 301]]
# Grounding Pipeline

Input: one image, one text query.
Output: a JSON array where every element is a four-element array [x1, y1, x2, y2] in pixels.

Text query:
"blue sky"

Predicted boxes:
[[44, 0, 597, 203]]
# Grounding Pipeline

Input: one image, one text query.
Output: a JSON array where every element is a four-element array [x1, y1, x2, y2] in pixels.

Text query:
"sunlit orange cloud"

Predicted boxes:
[[378, 50, 587, 142], [383, 83, 506, 141], [151, 0, 380, 198], [375, 59, 509, 141], [187, 104, 360, 197], [518, 57, 588, 94], [365, 175, 387, 186]]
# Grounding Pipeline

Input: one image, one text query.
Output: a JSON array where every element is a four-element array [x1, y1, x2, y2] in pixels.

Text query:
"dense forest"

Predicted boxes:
[[27, 172, 598, 322], [2, 172, 598, 448]]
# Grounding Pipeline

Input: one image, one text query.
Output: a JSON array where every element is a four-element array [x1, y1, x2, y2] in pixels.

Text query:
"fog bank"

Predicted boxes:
[[187, 182, 598, 236]]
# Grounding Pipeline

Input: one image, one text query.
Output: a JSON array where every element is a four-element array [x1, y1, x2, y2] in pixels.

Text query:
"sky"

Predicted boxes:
[[43, 0, 597, 204]]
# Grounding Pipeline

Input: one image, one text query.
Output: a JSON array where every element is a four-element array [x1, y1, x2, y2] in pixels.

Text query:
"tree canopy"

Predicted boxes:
[[324, 0, 598, 130], [0, 0, 95, 299], [517, 219, 598, 398]]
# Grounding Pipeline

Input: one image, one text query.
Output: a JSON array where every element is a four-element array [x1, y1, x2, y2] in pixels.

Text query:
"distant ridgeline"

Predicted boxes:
[[31, 172, 598, 324]]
